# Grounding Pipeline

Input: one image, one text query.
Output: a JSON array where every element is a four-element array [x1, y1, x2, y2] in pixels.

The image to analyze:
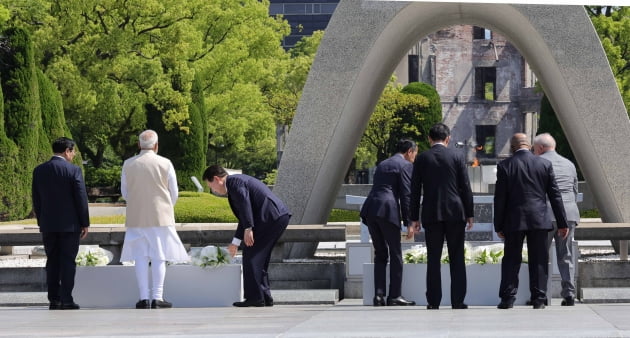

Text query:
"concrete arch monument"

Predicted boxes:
[[274, 2, 630, 245]]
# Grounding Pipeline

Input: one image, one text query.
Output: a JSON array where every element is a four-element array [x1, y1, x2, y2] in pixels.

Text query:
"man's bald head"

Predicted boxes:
[[510, 133, 531, 153]]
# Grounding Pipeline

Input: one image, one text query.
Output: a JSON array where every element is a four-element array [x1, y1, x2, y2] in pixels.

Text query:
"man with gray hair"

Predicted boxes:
[[533, 132, 580, 306], [120, 130, 189, 309]]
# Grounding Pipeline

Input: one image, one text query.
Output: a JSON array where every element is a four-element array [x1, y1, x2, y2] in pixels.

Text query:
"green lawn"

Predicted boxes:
[[1, 191, 360, 225]]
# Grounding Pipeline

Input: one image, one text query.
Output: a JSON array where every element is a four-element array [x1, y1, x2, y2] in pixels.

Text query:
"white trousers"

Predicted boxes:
[[134, 254, 166, 301]]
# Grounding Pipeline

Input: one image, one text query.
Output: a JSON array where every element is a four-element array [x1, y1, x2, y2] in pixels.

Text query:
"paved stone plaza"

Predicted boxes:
[[1, 299, 629, 337]]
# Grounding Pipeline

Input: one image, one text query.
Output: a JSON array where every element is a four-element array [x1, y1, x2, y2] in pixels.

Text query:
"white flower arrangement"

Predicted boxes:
[[403, 243, 527, 265], [190, 245, 232, 268], [75, 248, 112, 266]]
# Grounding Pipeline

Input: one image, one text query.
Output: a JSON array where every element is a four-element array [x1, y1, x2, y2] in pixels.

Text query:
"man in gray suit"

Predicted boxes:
[[533, 133, 580, 306]]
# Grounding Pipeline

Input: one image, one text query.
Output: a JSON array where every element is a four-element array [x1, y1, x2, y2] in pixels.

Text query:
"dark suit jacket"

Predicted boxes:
[[32, 156, 90, 232], [493, 149, 568, 233], [410, 144, 474, 224], [226, 174, 291, 240], [360, 154, 412, 227]]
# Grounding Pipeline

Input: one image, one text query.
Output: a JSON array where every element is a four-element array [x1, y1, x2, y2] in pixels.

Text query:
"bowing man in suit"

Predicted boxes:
[[409, 123, 474, 310], [494, 133, 569, 309], [360, 139, 418, 306], [32, 137, 90, 310], [533, 133, 580, 306], [203, 165, 291, 307]]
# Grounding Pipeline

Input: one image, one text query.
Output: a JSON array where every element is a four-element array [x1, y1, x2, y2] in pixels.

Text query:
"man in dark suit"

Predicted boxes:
[[203, 165, 291, 307], [494, 133, 569, 309], [361, 139, 418, 306], [409, 123, 474, 310], [32, 137, 90, 310]]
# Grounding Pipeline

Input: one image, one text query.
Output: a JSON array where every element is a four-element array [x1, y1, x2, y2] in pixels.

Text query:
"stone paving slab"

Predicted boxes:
[[0, 299, 629, 337]]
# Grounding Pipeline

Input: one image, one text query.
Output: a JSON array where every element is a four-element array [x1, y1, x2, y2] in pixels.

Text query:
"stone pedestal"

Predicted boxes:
[[74, 264, 242, 308], [362, 263, 531, 306]]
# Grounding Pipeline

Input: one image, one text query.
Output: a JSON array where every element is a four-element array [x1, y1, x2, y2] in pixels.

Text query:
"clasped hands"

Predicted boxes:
[[406, 218, 474, 239]]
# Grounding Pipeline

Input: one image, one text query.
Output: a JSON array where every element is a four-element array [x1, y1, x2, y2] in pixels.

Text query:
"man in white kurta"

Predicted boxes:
[[120, 130, 189, 309]]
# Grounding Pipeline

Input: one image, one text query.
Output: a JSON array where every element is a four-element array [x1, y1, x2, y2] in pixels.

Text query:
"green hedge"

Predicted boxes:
[[2, 191, 360, 224], [85, 166, 122, 189]]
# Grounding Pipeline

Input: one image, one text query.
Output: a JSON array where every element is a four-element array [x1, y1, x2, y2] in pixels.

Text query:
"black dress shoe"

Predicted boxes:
[[373, 295, 386, 307], [49, 301, 61, 310], [387, 296, 415, 306], [561, 297, 575, 306], [497, 299, 514, 309], [452, 303, 468, 309], [265, 296, 274, 307], [151, 299, 172, 309], [426, 305, 439, 310], [233, 299, 265, 307], [532, 302, 546, 309], [526, 299, 548, 306], [136, 299, 150, 309], [60, 302, 80, 310]]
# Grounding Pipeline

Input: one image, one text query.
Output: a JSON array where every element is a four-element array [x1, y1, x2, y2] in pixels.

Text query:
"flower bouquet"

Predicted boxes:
[[403, 243, 527, 265], [190, 245, 232, 268], [75, 247, 112, 266]]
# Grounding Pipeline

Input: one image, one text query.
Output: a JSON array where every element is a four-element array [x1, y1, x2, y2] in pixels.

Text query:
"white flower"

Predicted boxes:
[[403, 242, 528, 265], [75, 248, 112, 266], [190, 245, 232, 268], [403, 245, 427, 264]]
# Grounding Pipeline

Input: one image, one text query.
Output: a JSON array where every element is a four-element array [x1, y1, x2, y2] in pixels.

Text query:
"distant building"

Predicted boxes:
[[393, 25, 541, 162], [269, 0, 339, 48], [269, 3, 541, 162]]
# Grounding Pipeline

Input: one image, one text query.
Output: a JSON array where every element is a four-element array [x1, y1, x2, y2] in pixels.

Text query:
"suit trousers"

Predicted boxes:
[[365, 217, 403, 298], [241, 214, 290, 302], [42, 232, 81, 303], [424, 221, 467, 306], [547, 221, 577, 298], [500, 230, 549, 303]]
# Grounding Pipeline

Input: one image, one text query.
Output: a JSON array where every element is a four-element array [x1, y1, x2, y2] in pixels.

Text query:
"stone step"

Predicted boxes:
[[271, 289, 339, 305], [580, 287, 630, 303], [0, 292, 47, 306], [0, 289, 339, 306]]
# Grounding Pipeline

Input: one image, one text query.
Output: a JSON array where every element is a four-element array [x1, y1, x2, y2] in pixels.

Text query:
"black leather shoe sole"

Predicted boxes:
[[497, 302, 513, 309], [373, 295, 386, 307], [233, 300, 265, 307], [452, 303, 468, 309], [387, 297, 415, 306], [49, 301, 61, 310], [151, 300, 172, 309], [60, 302, 80, 310], [561, 298, 575, 306], [426, 305, 439, 310], [532, 303, 546, 309], [136, 299, 150, 309]]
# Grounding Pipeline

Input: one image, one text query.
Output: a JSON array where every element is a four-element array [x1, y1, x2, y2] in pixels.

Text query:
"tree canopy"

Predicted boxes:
[[3, 0, 290, 177]]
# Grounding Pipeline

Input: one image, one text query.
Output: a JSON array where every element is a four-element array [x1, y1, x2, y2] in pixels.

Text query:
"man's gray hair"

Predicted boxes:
[[139, 130, 158, 149], [533, 132, 556, 149]]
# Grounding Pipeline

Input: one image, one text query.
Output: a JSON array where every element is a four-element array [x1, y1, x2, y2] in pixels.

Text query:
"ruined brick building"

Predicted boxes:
[[270, 1, 542, 163]]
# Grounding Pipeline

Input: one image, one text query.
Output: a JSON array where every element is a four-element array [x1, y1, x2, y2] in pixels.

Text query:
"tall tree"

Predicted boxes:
[[588, 6, 630, 114], [4, 0, 290, 177], [0, 78, 22, 221], [0, 27, 49, 218], [356, 79, 430, 167]]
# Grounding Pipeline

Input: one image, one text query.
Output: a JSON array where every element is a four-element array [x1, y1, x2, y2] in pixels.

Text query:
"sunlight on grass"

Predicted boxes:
[[1, 191, 360, 225]]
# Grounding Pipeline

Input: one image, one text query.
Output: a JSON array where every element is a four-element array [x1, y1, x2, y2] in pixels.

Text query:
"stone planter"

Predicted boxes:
[[74, 264, 242, 308], [363, 263, 530, 306]]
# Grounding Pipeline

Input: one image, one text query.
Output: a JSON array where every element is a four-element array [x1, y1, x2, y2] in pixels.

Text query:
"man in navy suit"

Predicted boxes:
[[410, 123, 474, 310], [203, 165, 291, 307], [494, 133, 568, 309], [361, 139, 418, 306], [32, 137, 90, 310]]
